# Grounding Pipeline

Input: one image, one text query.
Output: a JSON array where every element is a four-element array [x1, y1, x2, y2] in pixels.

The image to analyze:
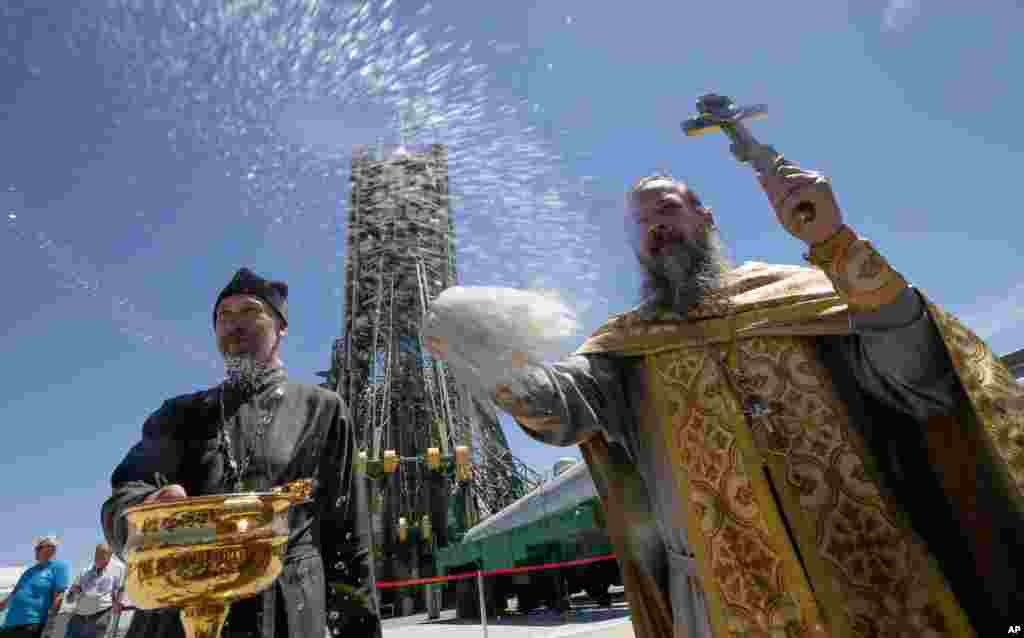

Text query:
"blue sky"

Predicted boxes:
[[1, 0, 1021, 572]]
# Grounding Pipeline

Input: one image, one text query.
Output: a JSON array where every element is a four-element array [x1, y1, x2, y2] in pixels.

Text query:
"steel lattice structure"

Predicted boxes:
[[1003, 348, 1024, 379], [320, 143, 540, 616]]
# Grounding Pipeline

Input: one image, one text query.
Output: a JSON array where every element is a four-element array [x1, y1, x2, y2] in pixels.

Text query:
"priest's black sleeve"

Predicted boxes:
[[838, 286, 963, 420], [499, 355, 624, 447], [102, 400, 186, 559], [318, 396, 381, 638]]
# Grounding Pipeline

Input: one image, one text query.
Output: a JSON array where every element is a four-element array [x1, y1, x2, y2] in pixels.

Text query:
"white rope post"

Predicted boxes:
[[476, 570, 489, 638], [104, 580, 127, 638]]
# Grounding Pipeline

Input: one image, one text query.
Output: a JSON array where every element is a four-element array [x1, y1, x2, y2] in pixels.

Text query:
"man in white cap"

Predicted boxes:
[[65, 544, 124, 638], [0, 537, 70, 638]]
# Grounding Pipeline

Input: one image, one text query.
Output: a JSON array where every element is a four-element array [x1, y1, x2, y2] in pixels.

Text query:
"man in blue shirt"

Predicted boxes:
[[0, 536, 70, 638]]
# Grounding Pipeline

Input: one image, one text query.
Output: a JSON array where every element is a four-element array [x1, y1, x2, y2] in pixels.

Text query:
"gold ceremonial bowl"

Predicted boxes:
[[121, 479, 314, 638]]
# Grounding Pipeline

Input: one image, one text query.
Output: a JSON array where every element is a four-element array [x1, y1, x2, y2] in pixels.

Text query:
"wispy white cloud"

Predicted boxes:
[[881, 0, 921, 32], [958, 282, 1024, 340]]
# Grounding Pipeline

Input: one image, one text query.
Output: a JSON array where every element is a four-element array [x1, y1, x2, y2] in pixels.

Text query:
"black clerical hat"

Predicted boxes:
[[213, 268, 289, 327]]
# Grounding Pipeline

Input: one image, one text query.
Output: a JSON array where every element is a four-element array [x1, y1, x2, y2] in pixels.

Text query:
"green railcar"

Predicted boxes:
[[434, 459, 621, 618]]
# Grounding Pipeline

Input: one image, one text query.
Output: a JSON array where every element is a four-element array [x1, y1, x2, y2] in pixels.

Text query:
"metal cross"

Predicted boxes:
[[681, 93, 779, 175]]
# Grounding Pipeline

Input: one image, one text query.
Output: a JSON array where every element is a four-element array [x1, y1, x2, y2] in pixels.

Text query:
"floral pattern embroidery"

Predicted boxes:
[[651, 337, 971, 637]]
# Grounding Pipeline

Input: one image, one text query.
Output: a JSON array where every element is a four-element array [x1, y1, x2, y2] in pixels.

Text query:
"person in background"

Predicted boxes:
[[0, 537, 70, 638], [64, 544, 124, 638]]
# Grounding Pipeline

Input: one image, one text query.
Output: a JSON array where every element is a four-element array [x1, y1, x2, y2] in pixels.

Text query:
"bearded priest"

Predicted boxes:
[[425, 133, 1023, 637]]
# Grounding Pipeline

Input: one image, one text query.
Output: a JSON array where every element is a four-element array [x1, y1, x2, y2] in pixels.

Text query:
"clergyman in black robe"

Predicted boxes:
[[101, 268, 381, 638]]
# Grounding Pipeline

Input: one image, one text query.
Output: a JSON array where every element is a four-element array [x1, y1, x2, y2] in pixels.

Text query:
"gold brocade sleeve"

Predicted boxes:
[[804, 225, 909, 312]]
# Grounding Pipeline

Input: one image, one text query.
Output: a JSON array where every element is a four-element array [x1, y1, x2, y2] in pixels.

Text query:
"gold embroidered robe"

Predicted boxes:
[[569, 262, 1024, 638]]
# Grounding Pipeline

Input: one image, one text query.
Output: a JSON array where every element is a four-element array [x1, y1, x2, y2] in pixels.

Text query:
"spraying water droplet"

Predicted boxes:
[[13, 0, 609, 360]]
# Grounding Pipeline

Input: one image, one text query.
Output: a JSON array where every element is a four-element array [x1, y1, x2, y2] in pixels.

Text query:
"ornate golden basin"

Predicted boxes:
[[121, 479, 315, 638]]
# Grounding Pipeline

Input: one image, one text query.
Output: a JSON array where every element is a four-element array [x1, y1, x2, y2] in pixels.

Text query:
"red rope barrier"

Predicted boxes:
[[376, 571, 478, 589], [114, 554, 620, 597], [375, 553, 616, 589], [484, 553, 615, 577]]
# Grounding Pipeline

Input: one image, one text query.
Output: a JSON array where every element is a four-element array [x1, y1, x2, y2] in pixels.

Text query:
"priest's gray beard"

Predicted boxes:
[[637, 227, 732, 317], [223, 355, 269, 394]]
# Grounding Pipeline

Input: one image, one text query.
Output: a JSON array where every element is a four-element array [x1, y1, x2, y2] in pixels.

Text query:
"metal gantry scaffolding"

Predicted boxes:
[[320, 143, 540, 617], [1002, 348, 1024, 379]]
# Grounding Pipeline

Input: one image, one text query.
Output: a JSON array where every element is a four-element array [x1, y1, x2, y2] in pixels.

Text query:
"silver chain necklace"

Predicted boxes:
[[217, 386, 283, 492]]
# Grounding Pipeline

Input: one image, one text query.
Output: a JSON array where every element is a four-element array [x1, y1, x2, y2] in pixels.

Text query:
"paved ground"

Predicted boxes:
[[382, 601, 635, 638]]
